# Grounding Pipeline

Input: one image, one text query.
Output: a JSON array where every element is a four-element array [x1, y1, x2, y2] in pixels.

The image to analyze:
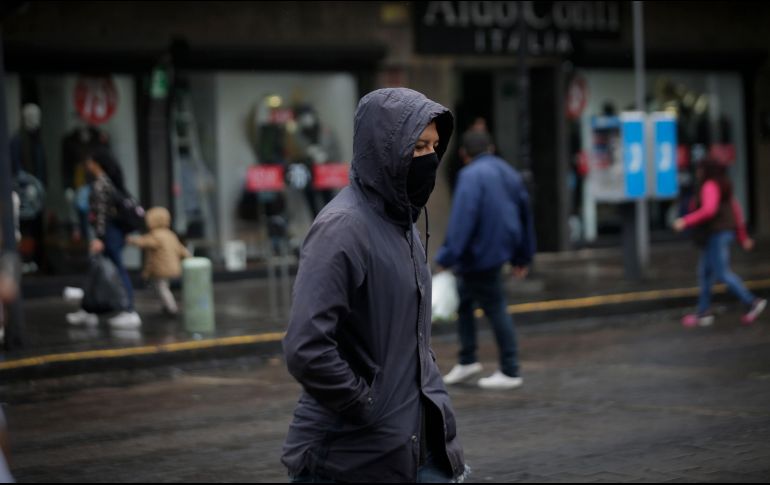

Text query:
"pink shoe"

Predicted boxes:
[[682, 313, 714, 328], [742, 299, 767, 325]]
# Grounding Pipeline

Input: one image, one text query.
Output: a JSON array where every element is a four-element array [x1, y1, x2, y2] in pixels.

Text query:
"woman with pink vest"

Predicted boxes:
[[673, 159, 766, 327]]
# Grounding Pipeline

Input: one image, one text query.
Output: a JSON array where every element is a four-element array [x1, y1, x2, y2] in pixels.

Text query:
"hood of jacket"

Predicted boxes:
[[350, 88, 453, 225]]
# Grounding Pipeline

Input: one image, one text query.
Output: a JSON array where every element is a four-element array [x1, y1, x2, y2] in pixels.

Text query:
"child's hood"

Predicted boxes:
[[145, 207, 171, 231]]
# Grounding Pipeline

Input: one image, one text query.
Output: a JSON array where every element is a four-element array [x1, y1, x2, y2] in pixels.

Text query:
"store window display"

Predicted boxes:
[[4, 73, 141, 275], [571, 70, 747, 246], [239, 95, 343, 256]]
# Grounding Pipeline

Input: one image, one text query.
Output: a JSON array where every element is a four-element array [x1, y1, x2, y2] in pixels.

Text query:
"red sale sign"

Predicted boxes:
[[74, 76, 118, 125], [709, 144, 736, 165], [246, 165, 285, 192], [313, 164, 350, 190]]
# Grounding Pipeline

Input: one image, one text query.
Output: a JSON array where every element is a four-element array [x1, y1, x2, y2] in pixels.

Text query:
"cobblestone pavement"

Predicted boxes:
[[4, 307, 770, 482]]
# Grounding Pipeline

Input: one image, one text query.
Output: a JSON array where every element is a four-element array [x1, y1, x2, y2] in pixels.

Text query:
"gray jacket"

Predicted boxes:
[[282, 88, 464, 482]]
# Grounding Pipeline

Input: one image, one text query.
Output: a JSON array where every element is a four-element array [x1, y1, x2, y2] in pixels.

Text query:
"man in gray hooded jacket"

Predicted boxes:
[[282, 88, 467, 482]]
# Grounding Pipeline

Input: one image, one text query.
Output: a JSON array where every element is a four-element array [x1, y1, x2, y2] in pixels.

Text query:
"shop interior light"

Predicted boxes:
[[267, 95, 283, 108]]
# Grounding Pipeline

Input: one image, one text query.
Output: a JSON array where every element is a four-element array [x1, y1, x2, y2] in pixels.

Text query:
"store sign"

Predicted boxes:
[[74, 76, 119, 125], [650, 113, 678, 199], [246, 165, 285, 192], [415, 1, 621, 56], [313, 163, 350, 190]]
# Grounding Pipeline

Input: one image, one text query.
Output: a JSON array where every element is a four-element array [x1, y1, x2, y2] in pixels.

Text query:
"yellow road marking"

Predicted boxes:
[[0, 332, 286, 371], [472, 279, 770, 318], [4, 278, 770, 373]]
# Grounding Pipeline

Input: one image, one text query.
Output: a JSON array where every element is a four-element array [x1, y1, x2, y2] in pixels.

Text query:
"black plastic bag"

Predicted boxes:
[[81, 255, 128, 314]]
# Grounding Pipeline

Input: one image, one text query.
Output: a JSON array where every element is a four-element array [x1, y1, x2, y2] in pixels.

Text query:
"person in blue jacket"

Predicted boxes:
[[436, 129, 536, 390]]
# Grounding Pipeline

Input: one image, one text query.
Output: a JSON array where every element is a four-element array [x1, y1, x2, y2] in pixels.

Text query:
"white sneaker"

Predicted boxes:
[[478, 371, 523, 390], [66, 309, 99, 326], [108, 311, 142, 330], [443, 363, 483, 385], [63, 286, 85, 303]]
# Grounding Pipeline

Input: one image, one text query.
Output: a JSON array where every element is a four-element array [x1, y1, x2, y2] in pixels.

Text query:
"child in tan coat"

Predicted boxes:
[[127, 207, 191, 315]]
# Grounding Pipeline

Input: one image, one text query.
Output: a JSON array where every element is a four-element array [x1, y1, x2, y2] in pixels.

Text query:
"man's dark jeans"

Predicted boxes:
[[457, 266, 519, 377]]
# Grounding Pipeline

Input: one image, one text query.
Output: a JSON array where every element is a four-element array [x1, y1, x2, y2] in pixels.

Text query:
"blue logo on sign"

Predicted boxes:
[[653, 117, 678, 198], [622, 116, 646, 198]]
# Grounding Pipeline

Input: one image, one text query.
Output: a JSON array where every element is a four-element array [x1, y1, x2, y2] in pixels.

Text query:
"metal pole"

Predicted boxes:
[[0, 29, 25, 350], [517, 1, 533, 189], [624, 1, 649, 280]]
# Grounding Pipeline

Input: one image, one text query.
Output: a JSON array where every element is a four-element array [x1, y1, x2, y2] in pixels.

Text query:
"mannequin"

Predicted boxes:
[[10, 103, 47, 272]]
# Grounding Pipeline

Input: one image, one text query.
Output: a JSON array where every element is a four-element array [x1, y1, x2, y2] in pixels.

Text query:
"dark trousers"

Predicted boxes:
[[103, 223, 133, 311], [457, 266, 519, 377]]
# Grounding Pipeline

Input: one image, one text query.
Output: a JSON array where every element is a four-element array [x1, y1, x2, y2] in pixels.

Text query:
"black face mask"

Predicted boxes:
[[407, 152, 440, 209]]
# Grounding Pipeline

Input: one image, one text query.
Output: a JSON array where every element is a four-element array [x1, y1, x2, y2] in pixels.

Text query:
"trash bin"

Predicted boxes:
[[182, 257, 215, 334]]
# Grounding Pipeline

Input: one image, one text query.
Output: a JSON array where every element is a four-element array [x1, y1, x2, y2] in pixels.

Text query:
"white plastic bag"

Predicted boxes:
[[431, 271, 459, 322]]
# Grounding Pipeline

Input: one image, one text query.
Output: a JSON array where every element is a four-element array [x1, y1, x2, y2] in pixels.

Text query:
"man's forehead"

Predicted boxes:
[[419, 122, 439, 139]]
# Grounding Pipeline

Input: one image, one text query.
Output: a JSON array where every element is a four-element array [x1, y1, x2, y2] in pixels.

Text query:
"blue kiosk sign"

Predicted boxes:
[[590, 111, 678, 201]]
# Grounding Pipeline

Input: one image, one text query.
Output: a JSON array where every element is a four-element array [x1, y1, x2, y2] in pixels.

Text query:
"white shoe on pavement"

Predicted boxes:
[[63, 286, 85, 303], [66, 309, 99, 326], [108, 311, 142, 330], [443, 362, 483, 385], [478, 371, 523, 390]]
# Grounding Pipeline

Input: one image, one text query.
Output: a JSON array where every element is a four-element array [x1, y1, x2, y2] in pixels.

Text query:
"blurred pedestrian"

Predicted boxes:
[[673, 158, 766, 326], [282, 88, 468, 483], [66, 147, 141, 329], [437, 130, 536, 390], [0, 209, 18, 483], [127, 207, 191, 316]]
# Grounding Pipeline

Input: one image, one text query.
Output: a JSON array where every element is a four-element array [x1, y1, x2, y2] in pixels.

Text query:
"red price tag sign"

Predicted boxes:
[[313, 163, 350, 190], [246, 165, 285, 192], [709, 144, 736, 165], [270, 108, 294, 124], [74, 76, 118, 125]]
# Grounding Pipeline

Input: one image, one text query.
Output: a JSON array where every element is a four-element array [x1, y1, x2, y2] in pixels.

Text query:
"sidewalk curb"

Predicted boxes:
[[2, 280, 769, 383]]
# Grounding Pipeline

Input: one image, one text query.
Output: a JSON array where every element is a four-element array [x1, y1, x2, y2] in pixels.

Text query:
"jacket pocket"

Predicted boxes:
[[442, 402, 457, 441], [339, 365, 381, 427]]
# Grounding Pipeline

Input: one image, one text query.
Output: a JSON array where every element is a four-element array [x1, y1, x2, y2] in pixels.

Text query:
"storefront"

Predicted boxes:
[[5, 73, 142, 274], [414, 1, 766, 251], [0, 0, 405, 277], [3, 68, 363, 275], [175, 71, 358, 265], [568, 69, 749, 246], [4, 1, 769, 274]]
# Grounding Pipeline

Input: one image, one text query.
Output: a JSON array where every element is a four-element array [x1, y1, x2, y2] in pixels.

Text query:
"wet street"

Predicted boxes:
[[4, 307, 770, 482]]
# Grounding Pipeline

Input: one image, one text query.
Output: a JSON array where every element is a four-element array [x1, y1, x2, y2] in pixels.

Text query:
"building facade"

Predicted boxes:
[[3, 1, 769, 274]]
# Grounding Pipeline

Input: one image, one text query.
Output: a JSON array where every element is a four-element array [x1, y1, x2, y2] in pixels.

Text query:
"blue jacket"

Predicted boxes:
[[436, 153, 536, 274]]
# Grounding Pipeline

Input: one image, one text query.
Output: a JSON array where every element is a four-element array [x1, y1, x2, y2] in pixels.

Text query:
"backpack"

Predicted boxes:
[[12, 170, 46, 221], [112, 188, 146, 233]]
